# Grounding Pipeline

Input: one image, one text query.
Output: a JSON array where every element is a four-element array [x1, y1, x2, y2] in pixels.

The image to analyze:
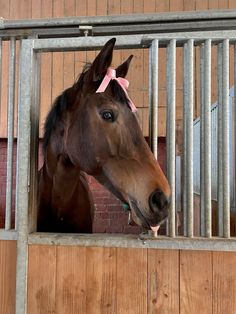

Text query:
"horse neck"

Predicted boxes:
[[44, 148, 81, 202]]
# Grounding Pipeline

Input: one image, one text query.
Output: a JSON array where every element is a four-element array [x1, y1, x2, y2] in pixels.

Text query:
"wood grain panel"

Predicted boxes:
[[86, 247, 117, 314], [117, 247, 147, 314], [229, 0, 236, 8], [213, 251, 236, 314], [180, 250, 213, 314], [56, 246, 87, 314], [148, 249, 179, 314], [0, 240, 16, 314], [27, 245, 57, 314]]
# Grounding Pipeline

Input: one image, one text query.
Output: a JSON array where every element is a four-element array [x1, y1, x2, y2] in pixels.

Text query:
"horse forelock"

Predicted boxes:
[[43, 63, 134, 158]]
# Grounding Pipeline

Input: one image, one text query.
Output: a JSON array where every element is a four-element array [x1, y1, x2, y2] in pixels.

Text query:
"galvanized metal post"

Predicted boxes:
[[166, 39, 176, 237], [183, 43, 188, 236], [217, 43, 224, 237], [203, 39, 212, 238], [200, 44, 205, 236], [15, 39, 35, 314], [5, 37, 16, 230], [184, 39, 194, 237], [222, 39, 230, 238], [149, 39, 159, 158]]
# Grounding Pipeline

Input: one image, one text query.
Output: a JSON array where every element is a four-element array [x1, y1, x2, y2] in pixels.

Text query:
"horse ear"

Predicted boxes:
[[116, 55, 133, 78], [87, 38, 116, 82]]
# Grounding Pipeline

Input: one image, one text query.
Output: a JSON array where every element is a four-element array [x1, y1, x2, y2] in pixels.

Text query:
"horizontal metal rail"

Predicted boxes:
[[28, 233, 236, 252], [1, 10, 236, 29]]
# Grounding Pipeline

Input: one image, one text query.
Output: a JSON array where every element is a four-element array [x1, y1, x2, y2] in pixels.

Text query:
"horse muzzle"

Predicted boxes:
[[129, 189, 170, 229]]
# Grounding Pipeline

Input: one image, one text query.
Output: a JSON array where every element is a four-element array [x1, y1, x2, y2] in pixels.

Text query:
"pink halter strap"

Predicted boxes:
[[96, 68, 137, 113]]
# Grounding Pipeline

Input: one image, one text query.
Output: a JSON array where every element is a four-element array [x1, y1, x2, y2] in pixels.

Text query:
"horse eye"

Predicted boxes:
[[101, 110, 114, 122]]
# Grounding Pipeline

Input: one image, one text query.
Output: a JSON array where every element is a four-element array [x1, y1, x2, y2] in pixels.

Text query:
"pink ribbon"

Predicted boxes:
[[96, 68, 137, 112]]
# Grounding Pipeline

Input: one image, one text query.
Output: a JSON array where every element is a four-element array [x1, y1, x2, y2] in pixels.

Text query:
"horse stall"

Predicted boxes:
[[1, 11, 236, 314]]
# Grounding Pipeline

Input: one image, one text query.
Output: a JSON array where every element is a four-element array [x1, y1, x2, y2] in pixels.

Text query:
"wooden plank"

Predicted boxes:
[[180, 250, 213, 314], [229, 0, 236, 8], [196, 0, 208, 10], [156, 0, 170, 12], [219, 0, 229, 9], [213, 251, 236, 314], [56, 246, 87, 314], [97, 0, 108, 16], [27, 245, 56, 314], [86, 247, 117, 314], [0, 41, 9, 137], [170, 0, 184, 11], [0, 0, 9, 137], [183, 0, 195, 10], [117, 247, 147, 314], [0, 240, 16, 314], [31, 0, 41, 18], [108, 0, 121, 15], [148, 249, 179, 314], [208, 0, 219, 9]]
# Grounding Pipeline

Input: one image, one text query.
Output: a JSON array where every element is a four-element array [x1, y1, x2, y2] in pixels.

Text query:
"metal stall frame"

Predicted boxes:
[[16, 31, 236, 313]]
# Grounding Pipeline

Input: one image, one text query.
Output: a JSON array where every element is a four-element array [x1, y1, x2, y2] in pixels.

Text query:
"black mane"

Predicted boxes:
[[43, 67, 87, 155]]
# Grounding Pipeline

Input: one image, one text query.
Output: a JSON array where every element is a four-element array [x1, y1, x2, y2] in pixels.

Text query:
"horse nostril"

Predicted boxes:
[[149, 189, 170, 213]]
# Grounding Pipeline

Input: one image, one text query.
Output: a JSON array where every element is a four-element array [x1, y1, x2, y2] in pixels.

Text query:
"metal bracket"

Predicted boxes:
[[79, 25, 93, 37], [0, 17, 4, 29]]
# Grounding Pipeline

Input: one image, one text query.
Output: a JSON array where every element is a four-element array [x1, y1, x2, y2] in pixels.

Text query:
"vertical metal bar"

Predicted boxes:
[[149, 39, 158, 158], [182, 43, 188, 236], [166, 39, 176, 237], [200, 44, 206, 236], [15, 39, 34, 314], [217, 43, 224, 237], [222, 39, 230, 238], [203, 39, 212, 238], [233, 45, 236, 211], [184, 39, 194, 237], [14, 39, 22, 230], [0, 39, 2, 134], [5, 37, 16, 230]]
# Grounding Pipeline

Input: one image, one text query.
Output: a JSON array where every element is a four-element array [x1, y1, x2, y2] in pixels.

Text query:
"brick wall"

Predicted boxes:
[[0, 138, 167, 234]]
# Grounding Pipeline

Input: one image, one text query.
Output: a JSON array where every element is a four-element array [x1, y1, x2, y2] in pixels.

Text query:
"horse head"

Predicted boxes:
[[66, 38, 171, 231], [45, 38, 170, 232]]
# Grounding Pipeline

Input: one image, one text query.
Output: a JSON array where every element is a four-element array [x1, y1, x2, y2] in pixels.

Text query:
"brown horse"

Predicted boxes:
[[38, 38, 170, 233]]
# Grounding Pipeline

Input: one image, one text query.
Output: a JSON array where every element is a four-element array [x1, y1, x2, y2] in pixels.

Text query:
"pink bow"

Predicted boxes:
[[96, 68, 137, 112]]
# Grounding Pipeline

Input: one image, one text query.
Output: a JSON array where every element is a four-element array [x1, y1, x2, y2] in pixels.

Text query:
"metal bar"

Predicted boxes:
[[182, 43, 188, 236], [166, 39, 176, 237], [22, 32, 236, 53], [217, 43, 224, 237], [28, 51, 40, 233], [200, 44, 205, 236], [184, 39, 194, 237], [5, 37, 16, 230], [28, 232, 236, 252], [203, 39, 212, 238], [0, 230, 18, 240], [234, 46, 236, 211], [149, 39, 158, 158], [0, 38, 2, 125], [222, 39, 230, 238], [2, 10, 236, 29], [14, 39, 22, 230], [15, 39, 34, 314]]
